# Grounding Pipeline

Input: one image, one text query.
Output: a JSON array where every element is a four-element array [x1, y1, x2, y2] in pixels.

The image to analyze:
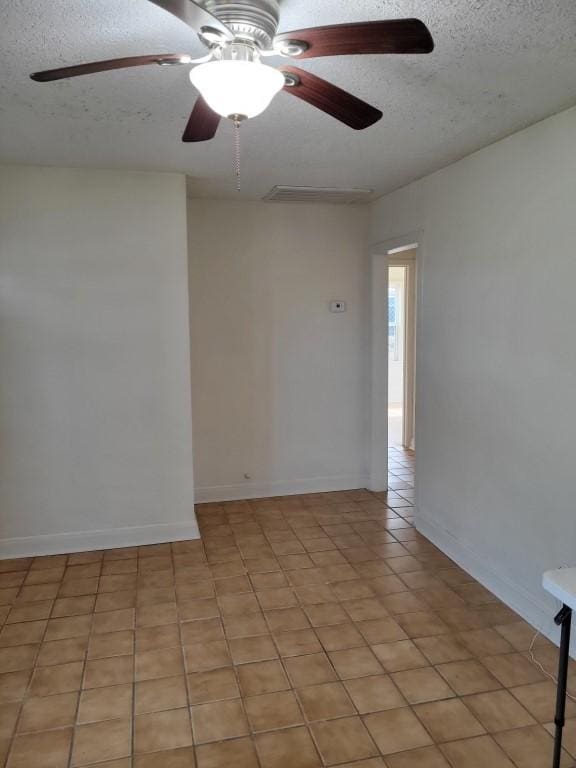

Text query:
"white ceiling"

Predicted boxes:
[[1, 0, 576, 200]]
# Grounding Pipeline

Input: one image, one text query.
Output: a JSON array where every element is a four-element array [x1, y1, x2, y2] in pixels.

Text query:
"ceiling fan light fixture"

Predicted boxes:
[[189, 59, 284, 119]]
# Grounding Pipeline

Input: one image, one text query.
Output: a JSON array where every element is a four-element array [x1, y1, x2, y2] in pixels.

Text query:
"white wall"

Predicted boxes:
[[0, 166, 197, 557], [371, 105, 576, 638], [188, 199, 369, 501]]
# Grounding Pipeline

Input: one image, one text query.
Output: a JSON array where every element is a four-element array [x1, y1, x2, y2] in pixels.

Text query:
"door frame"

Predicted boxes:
[[369, 231, 423, 492]]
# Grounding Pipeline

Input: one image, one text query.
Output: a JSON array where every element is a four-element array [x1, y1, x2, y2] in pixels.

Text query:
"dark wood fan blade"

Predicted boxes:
[[275, 19, 434, 58], [182, 97, 221, 142], [280, 66, 382, 130], [30, 54, 192, 82], [148, 0, 233, 40]]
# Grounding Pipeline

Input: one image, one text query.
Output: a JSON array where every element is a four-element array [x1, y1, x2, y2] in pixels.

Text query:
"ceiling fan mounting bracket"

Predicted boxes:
[[202, 0, 280, 49], [275, 40, 309, 57], [156, 55, 192, 66], [282, 72, 300, 88], [199, 26, 228, 45]]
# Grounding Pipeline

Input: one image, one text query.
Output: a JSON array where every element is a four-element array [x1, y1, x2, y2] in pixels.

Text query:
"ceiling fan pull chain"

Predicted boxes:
[[233, 118, 241, 192]]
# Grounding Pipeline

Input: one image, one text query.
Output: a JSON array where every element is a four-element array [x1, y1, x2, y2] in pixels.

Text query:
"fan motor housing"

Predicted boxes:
[[203, 0, 280, 49]]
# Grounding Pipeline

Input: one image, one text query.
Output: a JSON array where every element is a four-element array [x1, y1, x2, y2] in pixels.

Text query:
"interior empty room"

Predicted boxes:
[[1, 2, 576, 767]]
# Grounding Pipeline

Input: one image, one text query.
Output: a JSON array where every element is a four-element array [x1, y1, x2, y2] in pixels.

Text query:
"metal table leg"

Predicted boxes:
[[553, 604, 572, 768]]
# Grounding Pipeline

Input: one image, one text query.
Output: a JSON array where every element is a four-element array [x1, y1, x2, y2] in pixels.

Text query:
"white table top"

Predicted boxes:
[[543, 568, 576, 610]]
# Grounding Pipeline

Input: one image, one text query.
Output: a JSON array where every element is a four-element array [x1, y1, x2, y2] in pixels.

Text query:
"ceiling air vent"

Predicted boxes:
[[263, 186, 373, 205]]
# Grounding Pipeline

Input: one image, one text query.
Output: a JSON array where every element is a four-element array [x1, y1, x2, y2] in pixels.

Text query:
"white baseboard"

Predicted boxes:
[[0, 520, 200, 560], [195, 474, 370, 503], [417, 511, 571, 652]]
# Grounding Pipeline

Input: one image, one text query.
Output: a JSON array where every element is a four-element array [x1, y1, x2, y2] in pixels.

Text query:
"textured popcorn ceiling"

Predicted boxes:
[[1, 0, 576, 199]]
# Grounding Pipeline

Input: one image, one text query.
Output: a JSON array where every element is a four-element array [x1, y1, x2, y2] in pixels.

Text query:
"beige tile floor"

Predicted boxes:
[[0, 447, 575, 767]]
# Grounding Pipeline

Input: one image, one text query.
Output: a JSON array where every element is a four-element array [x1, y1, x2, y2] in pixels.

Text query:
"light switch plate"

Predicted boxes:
[[330, 300, 347, 313]]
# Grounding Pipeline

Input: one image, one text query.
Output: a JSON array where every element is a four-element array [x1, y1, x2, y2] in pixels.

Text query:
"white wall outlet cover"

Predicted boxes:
[[330, 300, 347, 313]]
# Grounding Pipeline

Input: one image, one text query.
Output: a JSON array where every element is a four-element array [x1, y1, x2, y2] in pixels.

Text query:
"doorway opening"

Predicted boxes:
[[388, 248, 416, 450], [388, 265, 406, 447], [370, 236, 419, 493]]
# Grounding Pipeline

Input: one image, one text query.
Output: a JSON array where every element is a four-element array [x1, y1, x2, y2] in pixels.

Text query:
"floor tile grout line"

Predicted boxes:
[[196, 527, 267, 768], [174, 538, 202, 768], [2, 553, 42, 768], [237, 516, 328, 768], [68, 563, 102, 768]]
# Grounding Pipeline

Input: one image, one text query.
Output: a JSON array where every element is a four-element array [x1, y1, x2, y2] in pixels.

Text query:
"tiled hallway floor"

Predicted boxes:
[[1, 447, 575, 767]]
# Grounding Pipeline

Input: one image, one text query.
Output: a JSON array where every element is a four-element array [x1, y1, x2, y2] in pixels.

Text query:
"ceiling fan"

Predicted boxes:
[[30, 0, 434, 142]]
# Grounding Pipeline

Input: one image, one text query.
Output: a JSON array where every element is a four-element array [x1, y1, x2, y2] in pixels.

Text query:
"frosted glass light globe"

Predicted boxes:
[[190, 60, 284, 119]]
